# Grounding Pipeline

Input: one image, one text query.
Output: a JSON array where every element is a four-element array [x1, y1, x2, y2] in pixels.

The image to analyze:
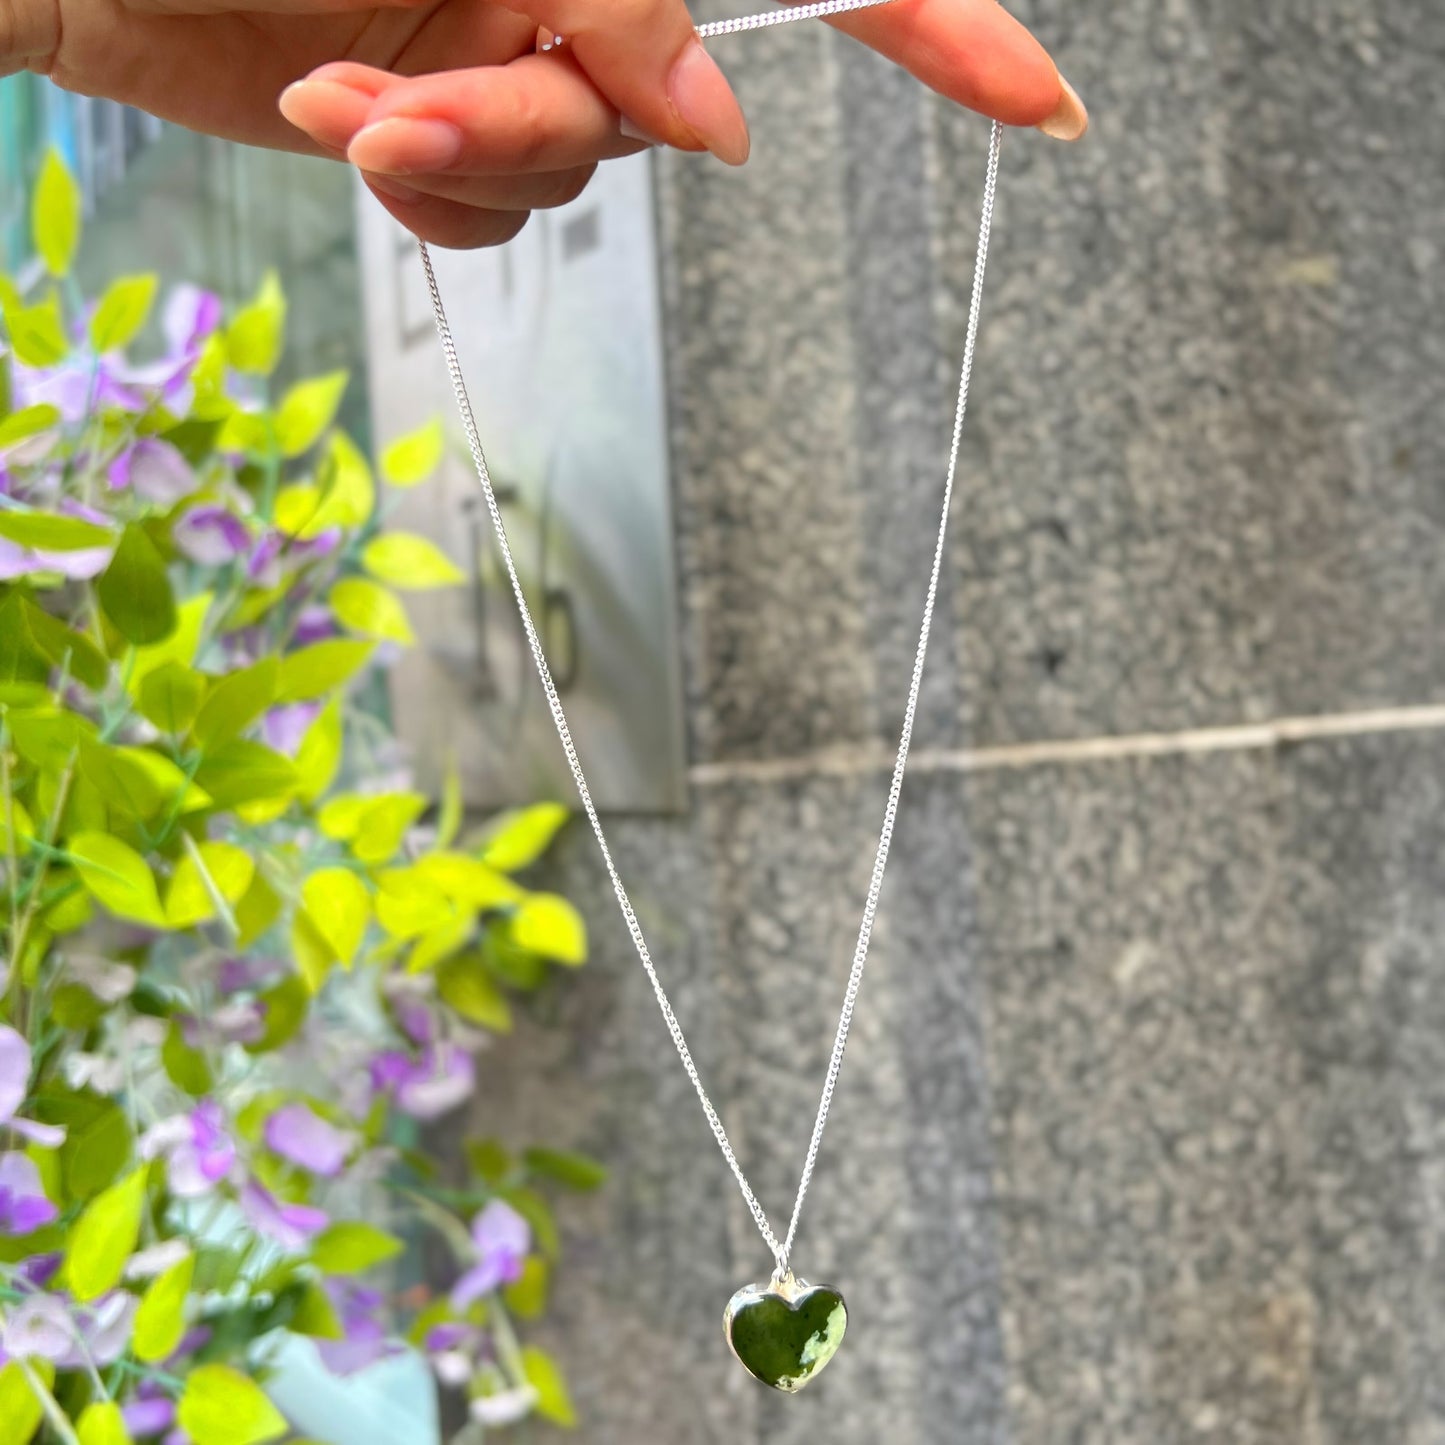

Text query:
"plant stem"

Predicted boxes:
[[16, 1360, 83, 1445]]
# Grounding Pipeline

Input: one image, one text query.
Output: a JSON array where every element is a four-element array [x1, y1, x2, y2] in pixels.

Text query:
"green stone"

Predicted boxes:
[[723, 1276, 847, 1393]]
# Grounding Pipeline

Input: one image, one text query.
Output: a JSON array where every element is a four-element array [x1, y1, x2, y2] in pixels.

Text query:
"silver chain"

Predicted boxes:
[[420, 5, 1004, 1274]]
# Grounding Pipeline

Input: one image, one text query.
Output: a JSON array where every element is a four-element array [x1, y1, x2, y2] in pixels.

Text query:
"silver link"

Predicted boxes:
[[421, 33, 1004, 1272]]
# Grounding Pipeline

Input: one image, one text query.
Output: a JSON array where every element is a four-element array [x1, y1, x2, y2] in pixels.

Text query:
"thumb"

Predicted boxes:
[[508, 0, 750, 165]]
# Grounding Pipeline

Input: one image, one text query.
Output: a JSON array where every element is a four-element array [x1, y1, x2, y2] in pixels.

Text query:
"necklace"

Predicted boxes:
[[419, 2, 1004, 1393]]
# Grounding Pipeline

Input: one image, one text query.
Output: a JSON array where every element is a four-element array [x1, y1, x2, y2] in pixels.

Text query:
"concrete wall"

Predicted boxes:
[[469, 4, 1445, 1441]]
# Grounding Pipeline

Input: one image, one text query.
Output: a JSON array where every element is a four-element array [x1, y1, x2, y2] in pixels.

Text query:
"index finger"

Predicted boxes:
[[822, 0, 1086, 136]]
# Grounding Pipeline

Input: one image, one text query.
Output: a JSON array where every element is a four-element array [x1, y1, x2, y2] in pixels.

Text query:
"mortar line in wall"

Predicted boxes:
[[687, 703, 1445, 786]]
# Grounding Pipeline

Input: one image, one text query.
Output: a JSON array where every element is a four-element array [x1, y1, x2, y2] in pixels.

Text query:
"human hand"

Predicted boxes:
[[4, 0, 1086, 249]]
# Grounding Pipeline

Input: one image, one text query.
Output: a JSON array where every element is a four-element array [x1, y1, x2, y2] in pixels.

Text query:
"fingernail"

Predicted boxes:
[[1036, 74, 1088, 142], [278, 78, 370, 150], [620, 115, 664, 147], [667, 39, 750, 166], [349, 118, 463, 175], [365, 174, 424, 205]]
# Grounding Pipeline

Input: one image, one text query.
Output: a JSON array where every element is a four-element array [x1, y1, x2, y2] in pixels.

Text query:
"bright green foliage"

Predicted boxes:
[[177, 1366, 288, 1445], [76, 1400, 132, 1445], [521, 1346, 577, 1428], [380, 417, 445, 486], [0, 156, 596, 1443], [65, 1168, 148, 1301], [310, 1222, 404, 1275], [90, 274, 159, 353], [32, 149, 81, 277]]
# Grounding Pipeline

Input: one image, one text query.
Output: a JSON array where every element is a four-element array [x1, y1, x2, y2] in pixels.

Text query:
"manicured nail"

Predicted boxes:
[[278, 79, 370, 151], [1036, 74, 1088, 142], [349, 118, 463, 176], [667, 39, 750, 166], [365, 174, 424, 205], [619, 115, 664, 147]]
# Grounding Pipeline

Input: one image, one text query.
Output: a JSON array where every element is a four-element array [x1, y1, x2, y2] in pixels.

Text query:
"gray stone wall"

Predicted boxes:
[[470, 4, 1445, 1441]]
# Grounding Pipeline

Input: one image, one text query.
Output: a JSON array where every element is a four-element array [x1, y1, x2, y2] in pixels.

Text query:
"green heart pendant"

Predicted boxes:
[[723, 1272, 848, 1393]]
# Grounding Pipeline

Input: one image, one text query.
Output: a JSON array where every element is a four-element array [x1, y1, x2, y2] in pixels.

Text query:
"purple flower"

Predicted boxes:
[[70, 1291, 138, 1368], [261, 701, 322, 758], [0, 1025, 65, 1147], [264, 1103, 352, 1178], [174, 506, 251, 566], [450, 1200, 530, 1309], [164, 285, 223, 356], [246, 531, 284, 588], [315, 1281, 400, 1377], [293, 606, 337, 647], [123, 1382, 178, 1439], [0, 532, 115, 583], [370, 1044, 475, 1122], [0, 1153, 58, 1234], [239, 1181, 328, 1251], [140, 1101, 235, 1198], [109, 438, 197, 505], [1, 1294, 72, 1361]]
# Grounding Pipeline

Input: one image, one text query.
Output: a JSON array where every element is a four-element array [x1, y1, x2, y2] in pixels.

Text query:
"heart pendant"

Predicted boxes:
[[723, 1272, 847, 1393]]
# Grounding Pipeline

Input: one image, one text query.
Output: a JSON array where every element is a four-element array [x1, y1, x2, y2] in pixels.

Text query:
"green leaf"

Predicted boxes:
[[330, 578, 413, 644], [165, 840, 256, 928], [291, 908, 337, 994], [412, 853, 522, 910], [226, 271, 287, 377], [301, 868, 370, 967], [522, 1147, 608, 1193], [2, 294, 68, 367], [129, 592, 211, 691], [138, 660, 205, 733], [361, 532, 465, 590], [0, 1359, 50, 1444], [18, 598, 109, 690], [133, 1252, 194, 1362], [234, 866, 283, 949], [310, 1221, 404, 1275], [275, 371, 349, 458], [503, 1255, 549, 1321], [480, 803, 571, 873], [510, 893, 587, 965], [32, 150, 81, 277], [406, 914, 473, 974], [0, 402, 61, 447], [98, 525, 176, 645], [381, 417, 445, 487], [193, 740, 298, 810], [77, 1400, 131, 1445], [69, 832, 166, 925], [177, 1365, 288, 1445], [437, 950, 513, 1032], [90, 273, 158, 353], [356, 793, 429, 865], [162, 1019, 213, 1094], [275, 640, 374, 703], [64, 1166, 146, 1302], [43, 1093, 132, 1201], [79, 740, 208, 821], [436, 760, 463, 849], [521, 1346, 577, 1428], [0, 510, 113, 551], [289, 1281, 343, 1340], [247, 975, 309, 1053], [293, 697, 342, 805], [192, 658, 279, 749], [464, 1138, 511, 1185]]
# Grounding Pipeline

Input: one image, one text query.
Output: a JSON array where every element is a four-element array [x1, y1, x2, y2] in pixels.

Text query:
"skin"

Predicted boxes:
[[0, 0, 1083, 248]]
